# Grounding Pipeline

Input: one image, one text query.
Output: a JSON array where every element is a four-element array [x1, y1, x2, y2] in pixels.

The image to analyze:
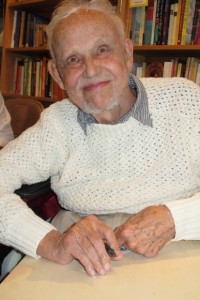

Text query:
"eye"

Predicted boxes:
[[66, 56, 81, 65], [97, 45, 109, 55]]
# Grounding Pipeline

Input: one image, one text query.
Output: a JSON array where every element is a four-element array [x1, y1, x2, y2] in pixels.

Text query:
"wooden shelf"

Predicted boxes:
[[3, 93, 56, 104], [134, 45, 200, 57], [8, 0, 59, 12], [5, 46, 49, 55]]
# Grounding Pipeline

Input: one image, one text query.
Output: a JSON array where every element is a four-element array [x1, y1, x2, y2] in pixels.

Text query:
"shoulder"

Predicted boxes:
[[140, 77, 200, 118], [40, 99, 78, 125]]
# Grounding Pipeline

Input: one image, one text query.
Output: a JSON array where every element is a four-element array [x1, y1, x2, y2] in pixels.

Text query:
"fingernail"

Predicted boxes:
[[99, 268, 106, 276], [90, 269, 96, 277], [104, 263, 111, 271]]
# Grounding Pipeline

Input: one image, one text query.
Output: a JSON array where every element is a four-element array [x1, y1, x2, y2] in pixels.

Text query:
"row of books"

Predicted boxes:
[[132, 0, 200, 45], [133, 56, 200, 85], [11, 10, 49, 48], [13, 57, 66, 100]]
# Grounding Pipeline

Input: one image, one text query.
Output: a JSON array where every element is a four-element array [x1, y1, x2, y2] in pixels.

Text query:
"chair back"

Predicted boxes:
[[5, 98, 44, 137]]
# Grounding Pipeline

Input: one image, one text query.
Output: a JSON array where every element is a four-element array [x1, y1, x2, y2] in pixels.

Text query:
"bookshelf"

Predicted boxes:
[[130, 0, 200, 83], [1, 0, 200, 103], [0, 0, 118, 103]]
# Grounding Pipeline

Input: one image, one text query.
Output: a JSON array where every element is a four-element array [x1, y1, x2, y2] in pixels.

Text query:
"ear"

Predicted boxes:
[[48, 59, 65, 90], [124, 38, 134, 72]]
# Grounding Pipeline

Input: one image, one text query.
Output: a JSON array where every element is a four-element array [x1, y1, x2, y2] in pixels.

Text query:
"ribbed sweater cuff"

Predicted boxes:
[[165, 193, 200, 241], [8, 210, 56, 258]]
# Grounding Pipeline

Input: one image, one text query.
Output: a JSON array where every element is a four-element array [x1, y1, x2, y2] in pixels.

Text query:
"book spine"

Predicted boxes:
[[171, 2, 179, 45], [154, 0, 161, 44], [191, 1, 200, 44], [181, 0, 190, 44], [168, 3, 175, 44], [13, 10, 22, 48], [156, 0, 166, 44], [162, 0, 171, 44], [138, 7, 146, 45], [151, 0, 157, 44], [177, 0, 186, 44], [195, 62, 200, 85], [185, 0, 197, 44], [144, 0, 155, 45], [174, 0, 184, 44], [18, 10, 25, 48]]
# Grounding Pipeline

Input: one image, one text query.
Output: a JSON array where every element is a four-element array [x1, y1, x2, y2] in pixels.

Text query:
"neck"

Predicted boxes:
[[93, 88, 136, 124]]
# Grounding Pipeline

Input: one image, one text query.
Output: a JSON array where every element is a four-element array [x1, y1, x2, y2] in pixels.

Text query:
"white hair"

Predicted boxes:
[[46, 0, 125, 59]]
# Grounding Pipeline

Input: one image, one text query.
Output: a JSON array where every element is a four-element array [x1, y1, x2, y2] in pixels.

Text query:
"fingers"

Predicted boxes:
[[114, 206, 175, 258], [65, 231, 109, 276], [62, 215, 122, 276]]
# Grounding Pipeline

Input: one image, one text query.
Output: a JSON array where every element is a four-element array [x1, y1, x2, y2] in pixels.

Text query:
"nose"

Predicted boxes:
[[83, 57, 99, 77]]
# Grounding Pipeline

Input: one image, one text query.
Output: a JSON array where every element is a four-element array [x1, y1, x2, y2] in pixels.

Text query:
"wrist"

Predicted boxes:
[[36, 229, 63, 261], [162, 205, 176, 239]]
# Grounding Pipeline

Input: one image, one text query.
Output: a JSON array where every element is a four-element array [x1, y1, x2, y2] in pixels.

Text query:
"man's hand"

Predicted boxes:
[[114, 205, 175, 258], [37, 215, 123, 277]]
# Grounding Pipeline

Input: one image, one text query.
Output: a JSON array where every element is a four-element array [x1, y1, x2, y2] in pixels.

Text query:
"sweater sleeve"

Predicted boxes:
[[165, 193, 200, 241], [0, 92, 14, 147], [0, 106, 68, 257]]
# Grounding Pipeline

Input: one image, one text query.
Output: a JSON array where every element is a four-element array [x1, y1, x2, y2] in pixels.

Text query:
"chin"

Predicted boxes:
[[83, 98, 120, 115]]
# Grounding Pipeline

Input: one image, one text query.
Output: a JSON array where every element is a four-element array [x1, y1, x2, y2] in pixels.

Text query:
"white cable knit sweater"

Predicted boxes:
[[0, 77, 200, 257]]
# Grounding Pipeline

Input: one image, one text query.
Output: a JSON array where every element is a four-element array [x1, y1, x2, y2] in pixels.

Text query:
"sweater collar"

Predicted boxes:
[[77, 74, 152, 134]]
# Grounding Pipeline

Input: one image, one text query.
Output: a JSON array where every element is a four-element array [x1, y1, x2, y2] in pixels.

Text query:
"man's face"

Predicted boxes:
[[50, 10, 133, 115]]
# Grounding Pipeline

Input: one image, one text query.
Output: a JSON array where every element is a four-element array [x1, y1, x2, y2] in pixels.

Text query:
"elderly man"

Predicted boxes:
[[0, 0, 200, 277], [0, 92, 14, 149]]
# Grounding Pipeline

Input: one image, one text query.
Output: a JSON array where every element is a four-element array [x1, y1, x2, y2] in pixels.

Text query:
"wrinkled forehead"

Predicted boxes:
[[52, 9, 119, 45]]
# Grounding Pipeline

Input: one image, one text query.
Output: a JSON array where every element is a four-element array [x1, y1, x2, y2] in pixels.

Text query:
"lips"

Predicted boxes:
[[83, 80, 110, 92]]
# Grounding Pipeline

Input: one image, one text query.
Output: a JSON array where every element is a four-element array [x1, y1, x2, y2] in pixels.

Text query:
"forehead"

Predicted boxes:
[[52, 9, 120, 54]]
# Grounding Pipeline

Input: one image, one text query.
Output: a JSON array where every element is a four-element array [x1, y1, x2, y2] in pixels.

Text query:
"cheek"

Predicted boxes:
[[62, 70, 80, 92], [106, 56, 129, 77]]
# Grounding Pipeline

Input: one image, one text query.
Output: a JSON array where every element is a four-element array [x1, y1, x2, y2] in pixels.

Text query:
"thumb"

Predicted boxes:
[[114, 226, 125, 248]]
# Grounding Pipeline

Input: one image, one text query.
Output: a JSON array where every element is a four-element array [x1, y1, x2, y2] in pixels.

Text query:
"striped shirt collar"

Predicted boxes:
[[77, 74, 153, 134]]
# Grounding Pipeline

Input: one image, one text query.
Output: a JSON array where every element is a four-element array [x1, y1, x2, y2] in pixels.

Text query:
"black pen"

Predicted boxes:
[[104, 242, 117, 257]]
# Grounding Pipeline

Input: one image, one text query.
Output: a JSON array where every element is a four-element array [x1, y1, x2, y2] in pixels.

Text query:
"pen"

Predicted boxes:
[[104, 242, 117, 257]]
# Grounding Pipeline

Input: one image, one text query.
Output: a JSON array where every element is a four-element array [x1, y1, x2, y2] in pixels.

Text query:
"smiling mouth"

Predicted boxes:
[[83, 80, 110, 92]]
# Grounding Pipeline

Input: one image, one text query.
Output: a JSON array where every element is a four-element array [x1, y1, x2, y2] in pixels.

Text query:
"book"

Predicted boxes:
[[162, 0, 171, 44], [156, 0, 166, 44], [18, 10, 26, 48], [27, 58, 33, 96], [23, 58, 29, 95], [181, 0, 190, 44], [163, 61, 174, 77], [154, 0, 161, 44], [176, 62, 183, 76], [139, 6, 146, 44], [151, 0, 158, 44], [191, 0, 200, 44], [185, 57, 192, 78], [171, 1, 179, 45], [185, 0, 197, 44], [167, 2, 175, 44], [41, 57, 47, 97], [15, 59, 24, 95], [188, 57, 200, 81], [11, 11, 17, 47], [132, 7, 145, 45], [144, 0, 155, 44], [195, 62, 200, 85], [35, 59, 42, 97], [174, 0, 184, 44], [13, 10, 22, 47], [177, 0, 186, 44], [31, 59, 37, 96], [129, 0, 148, 7], [136, 66, 143, 77]]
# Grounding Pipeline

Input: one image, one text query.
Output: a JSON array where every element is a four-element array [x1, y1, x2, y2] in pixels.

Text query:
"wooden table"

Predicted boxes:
[[1, 241, 200, 300]]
